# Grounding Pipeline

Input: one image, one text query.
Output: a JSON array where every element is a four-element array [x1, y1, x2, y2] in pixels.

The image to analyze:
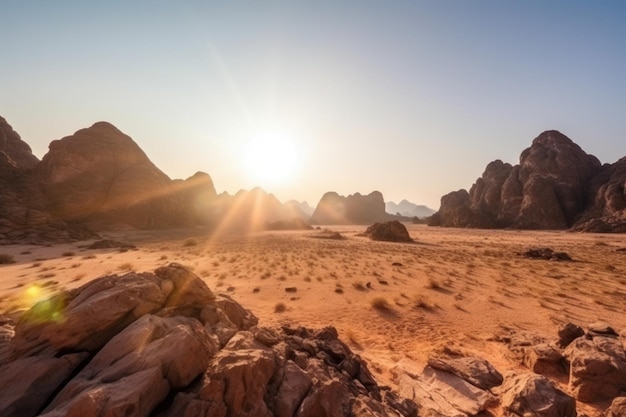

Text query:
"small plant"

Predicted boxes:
[[0, 254, 16, 265], [183, 238, 199, 247], [274, 302, 286, 313], [117, 262, 135, 272], [370, 297, 391, 311]]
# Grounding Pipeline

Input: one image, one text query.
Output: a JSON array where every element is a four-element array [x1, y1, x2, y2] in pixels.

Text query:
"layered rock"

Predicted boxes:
[[430, 130, 626, 231], [311, 191, 393, 225], [0, 264, 416, 417]]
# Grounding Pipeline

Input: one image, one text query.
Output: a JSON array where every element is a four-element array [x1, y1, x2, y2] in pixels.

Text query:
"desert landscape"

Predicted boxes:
[[3, 2, 626, 416], [2, 224, 625, 416]]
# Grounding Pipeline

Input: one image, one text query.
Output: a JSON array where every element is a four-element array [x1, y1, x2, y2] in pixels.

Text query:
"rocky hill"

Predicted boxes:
[[0, 117, 226, 242], [310, 191, 395, 225], [430, 130, 626, 232]]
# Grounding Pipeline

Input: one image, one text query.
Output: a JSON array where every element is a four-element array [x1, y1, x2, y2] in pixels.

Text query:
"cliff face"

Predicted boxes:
[[431, 130, 625, 232]]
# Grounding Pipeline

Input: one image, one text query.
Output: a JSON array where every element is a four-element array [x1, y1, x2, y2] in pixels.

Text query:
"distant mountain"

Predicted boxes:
[[430, 130, 626, 232], [385, 200, 435, 218], [284, 200, 314, 219], [213, 188, 312, 232], [310, 191, 394, 225]]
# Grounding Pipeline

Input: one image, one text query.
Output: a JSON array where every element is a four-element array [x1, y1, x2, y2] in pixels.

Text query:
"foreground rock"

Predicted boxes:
[[0, 264, 416, 417], [393, 355, 501, 417], [430, 130, 626, 232], [563, 333, 626, 402], [499, 373, 577, 417], [365, 221, 414, 243]]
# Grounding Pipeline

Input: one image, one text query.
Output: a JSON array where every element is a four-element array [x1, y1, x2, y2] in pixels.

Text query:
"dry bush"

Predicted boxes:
[[0, 254, 16, 264], [62, 251, 75, 257], [274, 302, 286, 313], [370, 297, 391, 311], [183, 238, 199, 247], [413, 295, 437, 311], [426, 278, 441, 290], [352, 281, 367, 291], [117, 262, 135, 272]]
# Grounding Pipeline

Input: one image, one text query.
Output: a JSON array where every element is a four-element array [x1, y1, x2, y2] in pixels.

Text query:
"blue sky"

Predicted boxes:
[[2, 1, 625, 209]]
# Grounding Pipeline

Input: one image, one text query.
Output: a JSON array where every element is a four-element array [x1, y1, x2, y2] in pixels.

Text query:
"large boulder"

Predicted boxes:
[[0, 265, 416, 417], [563, 335, 626, 402], [499, 373, 577, 417], [365, 220, 413, 243]]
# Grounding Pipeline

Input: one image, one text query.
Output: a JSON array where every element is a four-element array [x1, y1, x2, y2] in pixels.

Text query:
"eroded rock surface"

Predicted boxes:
[[0, 264, 416, 417]]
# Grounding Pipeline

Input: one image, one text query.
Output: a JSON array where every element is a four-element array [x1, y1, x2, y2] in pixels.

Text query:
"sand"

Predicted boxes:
[[2, 224, 625, 415]]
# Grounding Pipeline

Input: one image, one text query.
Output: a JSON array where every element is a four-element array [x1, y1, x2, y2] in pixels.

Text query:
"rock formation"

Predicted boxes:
[[0, 117, 225, 241], [0, 264, 415, 417], [35, 122, 218, 229], [310, 191, 393, 225], [0, 118, 97, 243], [431, 130, 626, 232]]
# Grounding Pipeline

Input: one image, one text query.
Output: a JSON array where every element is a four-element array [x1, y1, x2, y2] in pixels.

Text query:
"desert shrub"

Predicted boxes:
[[0, 254, 16, 264], [274, 302, 286, 313], [62, 251, 75, 257], [117, 262, 135, 272], [370, 297, 391, 311], [183, 238, 199, 247]]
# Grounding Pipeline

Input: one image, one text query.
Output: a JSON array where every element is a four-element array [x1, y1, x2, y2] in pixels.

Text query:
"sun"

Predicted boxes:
[[243, 133, 298, 185]]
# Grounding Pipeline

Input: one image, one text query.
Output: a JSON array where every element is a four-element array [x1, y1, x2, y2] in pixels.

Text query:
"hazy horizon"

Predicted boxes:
[[3, 1, 626, 209]]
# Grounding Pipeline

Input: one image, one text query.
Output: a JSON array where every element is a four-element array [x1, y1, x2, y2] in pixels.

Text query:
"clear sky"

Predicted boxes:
[[3, 1, 626, 209]]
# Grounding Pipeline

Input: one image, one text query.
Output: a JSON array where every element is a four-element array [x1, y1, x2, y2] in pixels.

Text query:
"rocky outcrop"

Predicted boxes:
[[499, 373, 577, 417], [0, 116, 39, 170], [563, 333, 626, 402], [430, 130, 626, 232], [393, 355, 501, 417], [35, 122, 217, 229], [573, 156, 626, 232], [0, 264, 416, 417], [365, 221, 413, 243], [0, 117, 225, 241], [311, 191, 393, 225]]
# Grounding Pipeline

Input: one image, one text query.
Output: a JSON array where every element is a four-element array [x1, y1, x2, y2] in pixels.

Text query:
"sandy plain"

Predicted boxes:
[[1, 224, 625, 416]]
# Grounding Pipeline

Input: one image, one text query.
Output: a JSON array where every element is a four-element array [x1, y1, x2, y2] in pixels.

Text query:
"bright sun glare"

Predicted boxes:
[[243, 133, 298, 185]]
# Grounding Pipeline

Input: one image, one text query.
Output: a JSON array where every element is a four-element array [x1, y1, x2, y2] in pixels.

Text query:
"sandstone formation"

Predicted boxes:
[[0, 117, 228, 242], [0, 118, 97, 243], [0, 264, 416, 417], [365, 221, 413, 243], [310, 191, 394, 225], [430, 130, 626, 232], [35, 122, 218, 229]]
